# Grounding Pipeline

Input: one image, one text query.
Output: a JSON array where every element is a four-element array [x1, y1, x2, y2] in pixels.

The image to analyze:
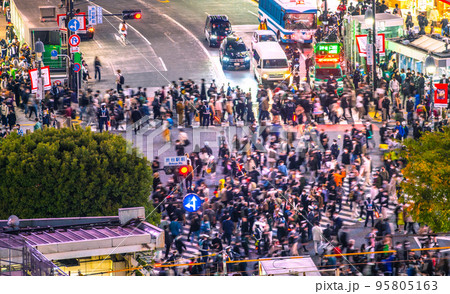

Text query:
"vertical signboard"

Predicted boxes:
[[97, 7, 103, 24], [88, 6, 97, 25]]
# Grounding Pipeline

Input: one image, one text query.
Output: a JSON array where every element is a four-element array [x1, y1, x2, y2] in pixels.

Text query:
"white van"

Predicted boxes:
[[250, 30, 277, 51], [251, 42, 290, 85]]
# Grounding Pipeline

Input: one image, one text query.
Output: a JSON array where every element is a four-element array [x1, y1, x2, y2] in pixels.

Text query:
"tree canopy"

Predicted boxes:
[[0, 127, 160, 225], [400, 127, 450, 233]]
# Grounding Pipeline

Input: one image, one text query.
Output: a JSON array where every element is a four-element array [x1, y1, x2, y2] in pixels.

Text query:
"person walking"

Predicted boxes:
[[7, 108, 16, 131], [312, 222, 323, 255], [94, 56, 102, 81], [116, 70, 124, 93]]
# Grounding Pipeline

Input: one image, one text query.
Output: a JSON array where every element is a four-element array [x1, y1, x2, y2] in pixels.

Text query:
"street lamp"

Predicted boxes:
[[364, 8, 374, 26], [364, 3, 377, 94], [425, 53, 436, 112]]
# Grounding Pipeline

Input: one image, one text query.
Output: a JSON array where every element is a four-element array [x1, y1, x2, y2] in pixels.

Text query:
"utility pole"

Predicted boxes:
[[372, 0, 377, 93], [64, 0, 79, 96]]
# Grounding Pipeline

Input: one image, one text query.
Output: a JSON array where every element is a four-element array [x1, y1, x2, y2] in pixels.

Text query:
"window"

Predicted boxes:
[[225, 42, 247, 53], [253, 50, 260, 62], [33, 31, 60, 46], [284, 13, 316, 30], [263, 59, 288, 68], [315, 68, 342, 80], [259, 35, 277, 42]]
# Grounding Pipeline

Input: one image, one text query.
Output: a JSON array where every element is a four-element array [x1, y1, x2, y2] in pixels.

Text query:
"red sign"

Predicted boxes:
[[69, 34, 81, 47], [28, 66, 52, 92], [434, 83, 448, 107], [57, 13, 86, 32], [355, 34, 386, 56], [69, 35, 81, 47]]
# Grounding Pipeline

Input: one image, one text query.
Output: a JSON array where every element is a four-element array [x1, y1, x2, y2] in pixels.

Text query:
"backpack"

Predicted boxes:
[[117, 109, 124, 121], [119, 75, 125, 85]]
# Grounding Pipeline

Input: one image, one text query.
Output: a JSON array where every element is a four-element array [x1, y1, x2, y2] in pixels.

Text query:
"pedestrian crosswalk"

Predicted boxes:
[[166, 171, 395, 262]]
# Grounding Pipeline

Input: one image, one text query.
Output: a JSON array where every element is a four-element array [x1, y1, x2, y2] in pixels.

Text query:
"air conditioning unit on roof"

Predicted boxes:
[[40, 6, 57, 22]]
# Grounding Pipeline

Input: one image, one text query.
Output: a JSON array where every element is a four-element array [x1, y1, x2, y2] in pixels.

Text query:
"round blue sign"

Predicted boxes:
[[51, 50, 58, 57], [183, 193, 202, 212], [73, 63, 81, 72], [68, 19, 80, 32]]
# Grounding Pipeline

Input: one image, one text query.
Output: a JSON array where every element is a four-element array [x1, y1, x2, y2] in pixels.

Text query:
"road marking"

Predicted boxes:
[[114, 33, 127, 46], [108, 61, 116, 74], [159, 57, 167, 71], [164, 32, 176, 43], [205, 12, 209, 15], [161, 13, 227, 85], [158, 0, 170, 2], [233, 24, 259, 33], [88, 1, 151, 46], [248, 10, 259, 18], [94, 39, 103, 48]]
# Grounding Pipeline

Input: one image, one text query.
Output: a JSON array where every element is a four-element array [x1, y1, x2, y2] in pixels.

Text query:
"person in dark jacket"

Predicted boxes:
[[222, 215, 234, 245], [131, 106, 142, 134], [164, 225, 173, 259], [7, 109, 16, 130]]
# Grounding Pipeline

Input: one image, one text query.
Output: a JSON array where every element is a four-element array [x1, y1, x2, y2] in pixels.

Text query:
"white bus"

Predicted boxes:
[[258, 0, 317, 44]]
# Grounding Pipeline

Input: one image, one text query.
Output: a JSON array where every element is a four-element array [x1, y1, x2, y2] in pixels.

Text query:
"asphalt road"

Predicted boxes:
[[77, 0, 266, 93]]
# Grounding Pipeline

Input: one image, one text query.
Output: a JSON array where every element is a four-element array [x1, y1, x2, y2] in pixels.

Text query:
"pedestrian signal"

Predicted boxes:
[[122, 9, 142, 20]]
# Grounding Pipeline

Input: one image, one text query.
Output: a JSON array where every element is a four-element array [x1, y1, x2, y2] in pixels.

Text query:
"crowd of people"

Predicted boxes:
[[147, 73, 449, 275], [1, 1, 449, 277]]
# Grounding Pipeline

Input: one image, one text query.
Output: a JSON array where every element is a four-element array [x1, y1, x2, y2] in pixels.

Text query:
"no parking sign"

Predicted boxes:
[[73, 63, 81, 72]]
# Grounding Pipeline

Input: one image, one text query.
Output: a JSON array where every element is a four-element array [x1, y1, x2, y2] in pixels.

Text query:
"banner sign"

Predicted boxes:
[[356, 34, 385, 56], [29, 66, 52, 93], [88, 6, 97, 25], [434, 83, 448, 107]]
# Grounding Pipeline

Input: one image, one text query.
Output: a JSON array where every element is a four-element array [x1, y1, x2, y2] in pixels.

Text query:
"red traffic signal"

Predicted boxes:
[[179, 166, 189, 176], [122, 9, 142, 20]]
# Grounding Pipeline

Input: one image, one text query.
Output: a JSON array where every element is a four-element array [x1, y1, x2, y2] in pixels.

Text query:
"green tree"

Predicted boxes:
[[0, 127, 160, 225], [400, 127, 450, 233]]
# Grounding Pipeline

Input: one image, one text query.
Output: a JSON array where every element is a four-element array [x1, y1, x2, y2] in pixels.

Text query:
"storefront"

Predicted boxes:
[[386, 35, 450, 79], [387, 0, 449, 30], [344, 13, 404, 71]]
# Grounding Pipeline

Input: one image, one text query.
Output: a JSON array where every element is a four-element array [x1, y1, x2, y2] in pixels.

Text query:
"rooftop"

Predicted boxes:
[[0, 208, 164, 261], [11, 0, 65, 29], [349, 13, 403, 30]]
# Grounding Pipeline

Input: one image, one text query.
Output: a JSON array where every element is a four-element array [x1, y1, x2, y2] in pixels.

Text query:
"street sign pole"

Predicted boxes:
[[65, 0, 74, 91]]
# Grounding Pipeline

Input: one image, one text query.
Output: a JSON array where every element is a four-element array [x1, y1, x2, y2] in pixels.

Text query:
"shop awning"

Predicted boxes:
[[411, 36, 447, 53], [439, 0, 450, 6], [385, 40, 428, 61], [349, 13, 404, 30]]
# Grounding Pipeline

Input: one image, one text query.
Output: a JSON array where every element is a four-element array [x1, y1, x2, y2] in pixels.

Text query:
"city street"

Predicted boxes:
[[2, 0, 449, 278]]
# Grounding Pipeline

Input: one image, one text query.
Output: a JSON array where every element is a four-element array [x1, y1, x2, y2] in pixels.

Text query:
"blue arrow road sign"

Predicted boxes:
[[68, 19, 80, 32], [183, 193, 202, 212], [51, 50, 58, 57]]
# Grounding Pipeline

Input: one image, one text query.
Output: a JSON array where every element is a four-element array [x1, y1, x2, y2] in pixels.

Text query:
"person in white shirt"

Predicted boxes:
[[312, 222, 323, 255], [119, 21, 128, 38], [356, 93, 364, 121]]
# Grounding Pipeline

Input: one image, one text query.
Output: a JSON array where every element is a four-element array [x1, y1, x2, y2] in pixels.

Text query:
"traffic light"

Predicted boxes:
[[122, 9, 142, 20], [179, 166, 189, 177]]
